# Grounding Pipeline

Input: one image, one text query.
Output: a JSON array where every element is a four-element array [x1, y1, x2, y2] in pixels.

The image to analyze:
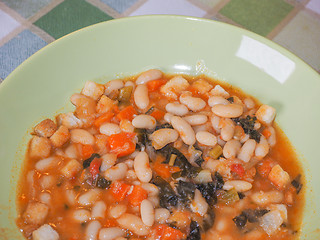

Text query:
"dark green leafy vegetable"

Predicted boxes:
[[152, 176, 178, 209], [176, 180, 196, 204], [158, 145, 201, 178], [145, 106, 155, 114], [83, 153, 101, 169], [218, 189, 240, 204], [155, 123, 174, 131], [192, 144, 204, 167], [202, 208, 215, 232], [227, 97, 234, 103], [291, 174, 303, 194], [238, 192, 245, 199], [196, 172, 224, 206], [96, 176, 111, 189], [233, 208, 269, 229], [232, 115, 261, 143], [187, 221, 201, 240]]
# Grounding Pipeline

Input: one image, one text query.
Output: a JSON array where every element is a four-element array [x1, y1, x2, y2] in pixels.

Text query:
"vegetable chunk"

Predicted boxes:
[[23, 202, 49, 225], [29, 136, 51, 159]]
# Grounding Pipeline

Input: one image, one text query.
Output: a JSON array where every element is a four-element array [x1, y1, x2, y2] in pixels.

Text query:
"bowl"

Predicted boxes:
[[0, 15, 319, 239]]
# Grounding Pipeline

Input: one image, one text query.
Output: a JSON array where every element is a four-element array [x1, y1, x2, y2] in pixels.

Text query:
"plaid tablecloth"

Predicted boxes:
[[0, 0, 319, 83]]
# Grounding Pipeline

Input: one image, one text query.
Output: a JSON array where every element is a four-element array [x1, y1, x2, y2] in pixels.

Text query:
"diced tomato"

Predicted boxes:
[[89, 157, 102, 179], [154, 160, 180, 179], [116, 105, 137, 121], [149, 225, 184, 240], [80, 144, 95, 159], [257, 158, 276, 178], [94, 112, 115, 128], [146, 79, 167, 92], [128, 185, 148, 206], [230, 164, 245, 178], [107, 132, 136, 157], [110, 181, 131, 201], [150, 109, 165, 121]]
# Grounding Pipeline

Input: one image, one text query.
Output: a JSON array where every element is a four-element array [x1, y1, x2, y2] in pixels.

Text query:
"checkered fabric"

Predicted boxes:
[[0, 0, 319, 82]]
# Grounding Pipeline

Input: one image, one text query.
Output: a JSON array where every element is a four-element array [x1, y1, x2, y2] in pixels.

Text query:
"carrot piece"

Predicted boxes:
[[154, 160, 180, 179], [107, 132, 136, 157], [150, 109, 165, 121], [89, 157, 102, 179], [262, 128, 272, 139], [230, 163, 245, 178], [150, 225, 184, 240], [81, 144, 95, 159], [94, 111, 115, 128], [162, 225, 185, 240], [110, 181, 131, 201], [116, 105, 137, 121], [257, 158, 276, 178], [128, 185, 148, 206], [146, 79, 167, 92]]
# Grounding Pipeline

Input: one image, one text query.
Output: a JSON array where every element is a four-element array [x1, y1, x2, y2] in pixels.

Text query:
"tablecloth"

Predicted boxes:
[[0, 0, 319, 83]]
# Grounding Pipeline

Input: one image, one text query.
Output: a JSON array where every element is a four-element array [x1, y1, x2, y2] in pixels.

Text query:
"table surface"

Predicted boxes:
[[0, 0, 319, 83]]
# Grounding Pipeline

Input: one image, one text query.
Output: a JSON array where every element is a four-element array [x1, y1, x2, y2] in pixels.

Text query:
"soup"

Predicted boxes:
[[16, 69, 304, 240]]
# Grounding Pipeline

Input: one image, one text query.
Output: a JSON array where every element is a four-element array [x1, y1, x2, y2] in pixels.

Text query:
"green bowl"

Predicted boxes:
[[0, 15, 319, 239]]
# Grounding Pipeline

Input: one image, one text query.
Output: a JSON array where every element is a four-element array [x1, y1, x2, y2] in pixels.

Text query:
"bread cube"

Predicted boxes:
[[61, 159, 82, 178], [23, 202, 49, 225], [191, 79, 213, 94], [34, 119, 57, 138], [50, 125, 70, 147], [32, 224, 59, 240], [268, 164, 290, 190], [256, 104, 276, 125], [56, 112, 83, 129], [259, 210, 283, 235], [29, 136, 51, 159], [96, 95, 115, 113], [81, 81, 105, 101], [160, 76, 190, 100], [210, 85, 230, 98]]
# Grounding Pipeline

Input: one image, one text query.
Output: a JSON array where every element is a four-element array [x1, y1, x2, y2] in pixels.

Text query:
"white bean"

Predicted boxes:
[[99, 227, 124, 240], [109, 204, 127, 219], [100, 153, 117, 172], [190, 189, 208, 216], [210, 114, 221, 134], [134, 151, 152, 183], [148, 196, 160, 208], [35, 157, 59, 172], [119, 119, 134, 133], [250, 191, 284, 206], [223, 180, 252, 192], [136, 69, 162, 84], [123, 159, 134, 169], [105, 80, 124, 95], [237, 139, 257, 162], [141, 183, 159, 196], [244, 98, 255, 109], [92, 201, 107, 219], [266, 126, 276, 147], [179, 92, 206, 112], [66, 189, 77, 206], [211, 104, 243, 118], [196, 131, 217, 146], [126, 170, 137, 181], [125, 81, 135, 88], [183, 114, 208, 126], [171, 116, 196, 145], [78, 189, 102, 206], [85, 220, 101, 240], [164, 113, 174, 123], [154, 208, 170, 224], [150, 128, 179, 150], [208, 96, 229, 107], [39, 192, 51, 205], [134, 84, 149, 110], [132, 115, 156, 129], [99, 123, 121, 136], [70, 129, 95, 145], [140, 199, 155, 226], [223, 139, 241, 159], [117, 213, 150, 236], [165, 103, 189, 116], [104, 163, 128, 181], [40, 175, 55, 189], [220, 119, 235, 141], [255, 135, 269, 159], [73, 209, 91, 223]]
